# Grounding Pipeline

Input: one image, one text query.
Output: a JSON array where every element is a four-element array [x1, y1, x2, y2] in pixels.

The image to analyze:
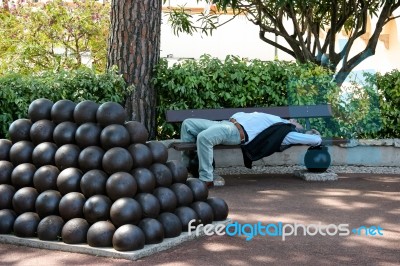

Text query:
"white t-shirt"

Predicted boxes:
[[231, 112, 322, 146]]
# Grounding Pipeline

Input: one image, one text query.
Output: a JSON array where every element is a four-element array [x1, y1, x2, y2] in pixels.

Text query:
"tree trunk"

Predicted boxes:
[[107, 0, 162, 139]]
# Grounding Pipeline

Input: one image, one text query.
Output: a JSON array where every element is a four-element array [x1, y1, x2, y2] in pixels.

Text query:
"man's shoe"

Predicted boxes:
[[213, 174, 225, 187], [205, 181, 214, 188]]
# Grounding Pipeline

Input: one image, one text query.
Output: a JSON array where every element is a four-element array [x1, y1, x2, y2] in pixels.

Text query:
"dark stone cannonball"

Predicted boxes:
[[8, 119, 32, 143], [153, 187, 177, 213], [9, 141, 34, 165], [186, 177, 209, 202], [61, 218, 90, 244], [87, 221, 116, 247], [32, 142, 58, 167], [0, 209, 17, 234], [12, 187, 39, 214], [174, 206, 199, 231], [28, 98, 54, 122], [0, 184, 16, 209], [33, 165, 60, 193], [149, 163, 173, 187], [55, 144, 81, 170], [35, 190, 62, 218], [96, 102, 126, 127], [102, 147, 133, 174], [30, 119, 55, 145], [0, 161, 14, 184], [75, 122, 102, 148], [58, 192, 86, 221], [170, 183, 194, 207], [131, 168, 156, 193], [128, 143, 152, 168], [53, 121, 78, 146], [190, 201, 214, 225], [304, 145, 331, 173], [37, 215, 65, 241], [146, 141, 168, 164], [206, 197, 229, 221], [73, 100, 99, 124], [166, 160, 188, 183], [11, 163, 36, 189], [0, 139, 12, 161], [83, 195, 112, 224], [100, 124, 130, 150], [105, 172, 137, 201], [157, 212, 182, 238], [51, 99, 76, 124], [13, 212, 40, 237], [124, 121, 149, 144], [80, 169, 108, 198], [57, 167, 83, 195], [112, 224, 145, 251], [138, 218, 164, 245], [78, 146, 105, 172], [110, 197, 142, 227], [135, 193, 160, 219]]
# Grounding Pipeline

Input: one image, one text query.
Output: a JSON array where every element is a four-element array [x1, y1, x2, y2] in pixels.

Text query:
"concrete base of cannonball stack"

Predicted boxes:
[[0, 219, 231, 261]]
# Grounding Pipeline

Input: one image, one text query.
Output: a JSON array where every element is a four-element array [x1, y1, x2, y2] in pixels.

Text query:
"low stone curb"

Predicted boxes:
[[340, 138, 400, 148], [215, 166, 400, 175], [0, 219, 231, 261]]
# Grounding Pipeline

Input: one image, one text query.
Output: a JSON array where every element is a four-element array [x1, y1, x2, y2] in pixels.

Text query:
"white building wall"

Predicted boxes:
[[161, 15, 282, 62], [161, 3, 400, 75]]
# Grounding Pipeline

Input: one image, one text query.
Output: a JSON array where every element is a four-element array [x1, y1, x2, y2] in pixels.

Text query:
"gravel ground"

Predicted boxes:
[[215, 165, 400, 175]]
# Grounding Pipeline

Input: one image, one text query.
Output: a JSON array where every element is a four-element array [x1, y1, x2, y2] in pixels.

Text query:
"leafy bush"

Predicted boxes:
[[0, 0, 110, 75], [364, 70, 400, 138], [154, 55, 340, 139], [154, 55, 400, 140], [328, 70, 400, 139], [0, 68, 132, 138], [330, 76, 382, 139]]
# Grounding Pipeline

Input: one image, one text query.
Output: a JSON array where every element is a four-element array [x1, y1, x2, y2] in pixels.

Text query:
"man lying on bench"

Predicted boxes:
[[180, 112, 322, 187]]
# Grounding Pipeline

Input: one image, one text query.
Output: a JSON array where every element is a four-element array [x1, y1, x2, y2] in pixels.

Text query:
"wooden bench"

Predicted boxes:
[[166, 104, 349, 151]]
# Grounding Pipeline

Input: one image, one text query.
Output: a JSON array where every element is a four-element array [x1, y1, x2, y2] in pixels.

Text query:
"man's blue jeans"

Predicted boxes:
[[180, 118, 241, 182]]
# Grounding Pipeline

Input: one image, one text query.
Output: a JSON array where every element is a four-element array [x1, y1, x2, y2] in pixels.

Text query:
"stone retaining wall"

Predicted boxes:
[[162, 139, 400, 168]]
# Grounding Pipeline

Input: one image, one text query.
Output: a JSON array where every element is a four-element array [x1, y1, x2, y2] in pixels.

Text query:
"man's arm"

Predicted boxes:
[[282, 131, 322, 146]]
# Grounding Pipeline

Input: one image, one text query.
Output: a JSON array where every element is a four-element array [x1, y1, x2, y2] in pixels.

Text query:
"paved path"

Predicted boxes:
[[1, 173, 400, 265]]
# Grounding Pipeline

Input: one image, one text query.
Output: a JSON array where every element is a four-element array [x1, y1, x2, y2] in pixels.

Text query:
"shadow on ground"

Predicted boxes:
[[1, 173, 399, 265]]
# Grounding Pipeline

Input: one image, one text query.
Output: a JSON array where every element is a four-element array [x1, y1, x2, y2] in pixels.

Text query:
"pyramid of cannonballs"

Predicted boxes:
[[0, 98, 229, 252]]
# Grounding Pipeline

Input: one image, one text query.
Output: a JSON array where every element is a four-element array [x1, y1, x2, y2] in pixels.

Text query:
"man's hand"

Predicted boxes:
[[305, 129, 321, 136]]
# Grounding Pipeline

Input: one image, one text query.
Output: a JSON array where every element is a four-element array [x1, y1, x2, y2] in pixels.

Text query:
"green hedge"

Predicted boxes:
[[154, 55, 400, 140], [364, 70, 400, 138], [327, 70, 400, 139], [0, 68, 132, 138], [154, 55, 341, 139], [2, 57, 397, 140]]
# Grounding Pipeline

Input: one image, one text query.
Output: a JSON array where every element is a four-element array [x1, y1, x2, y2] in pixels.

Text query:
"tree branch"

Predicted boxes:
[[328, 0, 338, 58], [341, 1, 369, 65], [259, 30, 295, 58], [335, 1, 395, 85]]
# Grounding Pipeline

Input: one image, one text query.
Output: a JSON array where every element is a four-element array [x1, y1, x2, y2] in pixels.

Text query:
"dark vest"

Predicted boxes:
[[241, 123, 295, 168]]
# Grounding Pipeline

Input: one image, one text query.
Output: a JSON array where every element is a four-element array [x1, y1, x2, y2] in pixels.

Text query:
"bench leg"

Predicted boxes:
[[304, 145, 331, 173]]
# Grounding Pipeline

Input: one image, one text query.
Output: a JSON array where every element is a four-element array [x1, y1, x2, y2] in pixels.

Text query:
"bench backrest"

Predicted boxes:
[[166, 104, 333, 130], [166, 104, 332, 122], [165, 104, 350, 145]]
